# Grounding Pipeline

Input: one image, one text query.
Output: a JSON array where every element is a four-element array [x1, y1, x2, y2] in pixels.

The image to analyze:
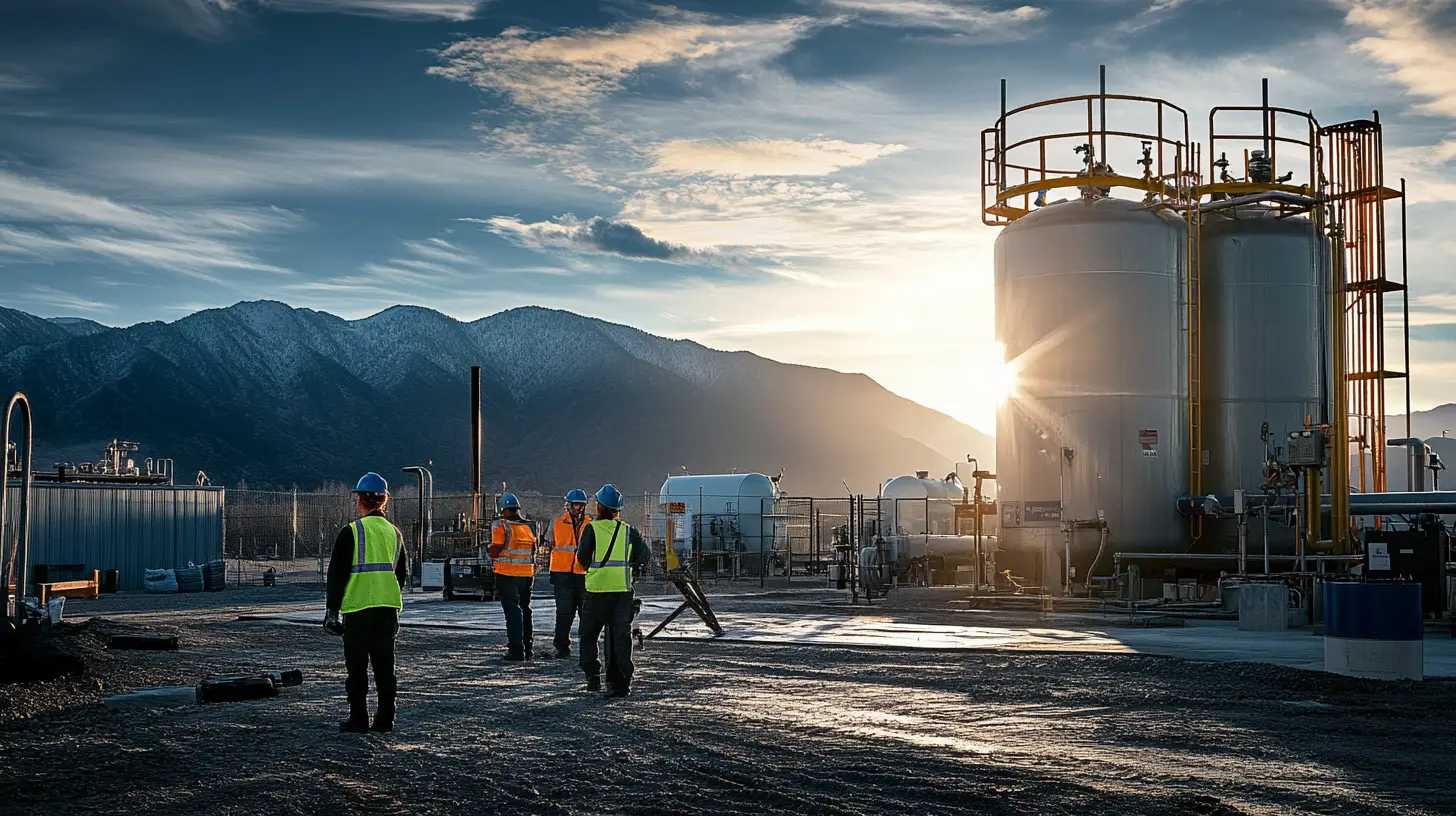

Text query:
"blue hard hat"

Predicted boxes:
[[565, 489, 589, 504], [498, 492, 521, 510], [353, 472, 388, 495], [595, 484, 624, 511]]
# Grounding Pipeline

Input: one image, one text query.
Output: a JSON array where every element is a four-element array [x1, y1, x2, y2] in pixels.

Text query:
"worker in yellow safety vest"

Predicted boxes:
[[324, 472, 408, 733], [576, 484, 650, 697], [488, 492, 538, 660], [547, 489, 591, 659]]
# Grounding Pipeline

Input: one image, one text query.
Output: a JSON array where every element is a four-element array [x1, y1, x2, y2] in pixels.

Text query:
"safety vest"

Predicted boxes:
[[491, 519, 538, 577], [585, 519, 633, 593], [550, 512, 588, 575], [340, 515, 404, 614]]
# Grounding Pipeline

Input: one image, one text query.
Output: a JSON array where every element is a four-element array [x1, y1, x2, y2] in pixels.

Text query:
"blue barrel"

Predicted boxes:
[[1322, 582, 1423, 680]]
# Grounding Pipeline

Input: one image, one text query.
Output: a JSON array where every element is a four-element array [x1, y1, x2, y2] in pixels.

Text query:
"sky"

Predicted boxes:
[[2, 0, 1456, 436]]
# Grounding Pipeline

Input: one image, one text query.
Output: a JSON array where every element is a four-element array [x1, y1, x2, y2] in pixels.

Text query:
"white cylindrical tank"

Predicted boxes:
[[880, 471, 964, 537], [658, 473, 779, 556], [1202, 207, 1326, 553], [996, 196, 1189, 561]]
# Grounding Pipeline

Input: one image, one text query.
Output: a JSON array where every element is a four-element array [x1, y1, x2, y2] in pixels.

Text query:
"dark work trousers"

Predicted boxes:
[[496, 574, 535, 655], [551, 572, 587, 654], [579, 591, 635, 689], [342, 606, 399, 721]]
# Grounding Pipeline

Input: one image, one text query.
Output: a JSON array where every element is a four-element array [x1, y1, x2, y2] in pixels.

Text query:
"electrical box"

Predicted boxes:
[[1286, 430, 1327, 468], [1363, 527, 1448, 618]]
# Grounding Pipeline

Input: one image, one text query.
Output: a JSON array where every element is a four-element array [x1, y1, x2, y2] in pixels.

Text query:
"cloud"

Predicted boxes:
[[1385, 138, 1456, 203], [258, 0, 487, 21], [133, 0, 485, 32], [22, 130, 602, 205], [6, 284, 112, 316], [0, 71, 44, 93], [0, 169, 299, 279], [1109, 0, 1202, 35], [650, 138, 907, 177], [1340, 0, 1456, 116], [818, 0, 1047, 34], [428, 12, 817, 113], [472, 214, 732, 266], [358, 237, 483, 285]]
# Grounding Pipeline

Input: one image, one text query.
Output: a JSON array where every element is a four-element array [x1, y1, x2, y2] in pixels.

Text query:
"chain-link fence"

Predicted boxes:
[[223, 487, 661, 588], [222, 488, 995, 590]]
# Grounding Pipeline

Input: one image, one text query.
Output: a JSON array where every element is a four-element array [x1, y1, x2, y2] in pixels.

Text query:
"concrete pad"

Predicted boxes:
[[239, 596, 1456, 678]]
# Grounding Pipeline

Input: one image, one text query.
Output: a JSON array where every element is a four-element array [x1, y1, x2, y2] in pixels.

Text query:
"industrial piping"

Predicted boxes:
[[1181, 491, 1456, 516], [1387, 438, 1430, 492]]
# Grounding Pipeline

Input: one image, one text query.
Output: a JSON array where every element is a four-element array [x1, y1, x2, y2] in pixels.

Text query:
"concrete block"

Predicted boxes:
[[1324, 637, 1423, 681], [1238, 583, 1289, 631]]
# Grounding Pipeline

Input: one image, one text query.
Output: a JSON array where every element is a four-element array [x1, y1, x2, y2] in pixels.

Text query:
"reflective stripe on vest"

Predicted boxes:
[[340, 515, 403, 614], [550, 513, 588, 574], [585, 519, 632, 593], [493, 520, 537, 577]]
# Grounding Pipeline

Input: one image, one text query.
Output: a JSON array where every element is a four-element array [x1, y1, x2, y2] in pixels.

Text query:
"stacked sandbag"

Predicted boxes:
[[175, 564, 204, 594], [143, 568, 179, 594], [202, 560, 227, 591]]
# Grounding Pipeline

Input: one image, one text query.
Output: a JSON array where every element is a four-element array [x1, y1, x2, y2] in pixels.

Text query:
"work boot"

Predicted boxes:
[[371, 701, 395, 733], [553, 648, 570, 660], [609, 685, 631, 699], [586, 676, 601, 692], [504, 650, 526, 662], [339, 716, 369, 733]]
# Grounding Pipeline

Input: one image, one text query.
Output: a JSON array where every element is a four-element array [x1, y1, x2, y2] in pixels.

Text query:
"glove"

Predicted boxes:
[[323, 610, 345, 636]]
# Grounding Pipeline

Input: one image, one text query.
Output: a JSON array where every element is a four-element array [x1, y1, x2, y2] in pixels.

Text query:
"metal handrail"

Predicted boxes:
[[1208, 102, 1322, 189], [981, 91, 1192, 226]]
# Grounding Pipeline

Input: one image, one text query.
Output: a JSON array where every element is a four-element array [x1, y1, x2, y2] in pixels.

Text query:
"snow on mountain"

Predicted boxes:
[[0, 301, 993, 493], [47, 317, 111, 337], [0, 306, 75, 356]]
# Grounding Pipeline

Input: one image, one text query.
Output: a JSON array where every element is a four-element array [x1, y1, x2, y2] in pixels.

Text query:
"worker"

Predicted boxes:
[[547, 489, 591, 659], [576, 484, 650, 697], [324, 472, 408, 734], [489, 492, 538, 660]]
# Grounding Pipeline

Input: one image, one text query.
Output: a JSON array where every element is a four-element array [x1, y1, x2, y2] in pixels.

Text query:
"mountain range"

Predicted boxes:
[[0, 302, 992, 497]]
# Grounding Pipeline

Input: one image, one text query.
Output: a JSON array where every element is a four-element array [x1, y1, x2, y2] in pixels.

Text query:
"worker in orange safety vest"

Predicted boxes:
[[489, 492, 538, 660], [547, 489, 591, 659]]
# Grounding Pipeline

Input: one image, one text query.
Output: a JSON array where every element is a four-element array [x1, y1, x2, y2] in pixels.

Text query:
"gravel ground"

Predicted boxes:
[[1, 590, 1454, 815]]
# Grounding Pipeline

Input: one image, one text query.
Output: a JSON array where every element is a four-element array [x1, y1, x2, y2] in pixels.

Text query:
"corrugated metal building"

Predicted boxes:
[[3, 483, 224, 592]]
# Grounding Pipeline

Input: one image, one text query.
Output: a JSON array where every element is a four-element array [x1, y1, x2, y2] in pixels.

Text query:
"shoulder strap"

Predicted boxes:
[[593, 521, 624, 568]]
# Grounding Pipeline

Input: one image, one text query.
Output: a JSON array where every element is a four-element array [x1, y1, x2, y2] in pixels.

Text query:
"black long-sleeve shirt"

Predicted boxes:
[[576, 518, 651, 579], [325, 510, 409, 613]]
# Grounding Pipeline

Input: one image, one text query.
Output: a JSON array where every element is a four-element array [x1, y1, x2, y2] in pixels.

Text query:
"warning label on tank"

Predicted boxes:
[[1139, 429, 1158, 457]]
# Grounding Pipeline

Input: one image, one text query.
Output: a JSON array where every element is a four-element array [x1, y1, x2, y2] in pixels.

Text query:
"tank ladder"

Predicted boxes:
[[1320, 117, 1405, 503], [1185, 152, 1204, 544]]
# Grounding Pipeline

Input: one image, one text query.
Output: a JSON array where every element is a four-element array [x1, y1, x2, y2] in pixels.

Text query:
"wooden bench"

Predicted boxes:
[[37, 570, 100, 606]]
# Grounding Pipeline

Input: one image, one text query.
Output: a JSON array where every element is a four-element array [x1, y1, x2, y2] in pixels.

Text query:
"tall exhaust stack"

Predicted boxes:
[[471, 365, 481, 536]]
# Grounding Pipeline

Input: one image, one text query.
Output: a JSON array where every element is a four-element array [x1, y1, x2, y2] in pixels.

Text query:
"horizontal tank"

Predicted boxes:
[[881, 471, 964, 537], [995, 196, 1189, 566], [658, 473, 779, 556]]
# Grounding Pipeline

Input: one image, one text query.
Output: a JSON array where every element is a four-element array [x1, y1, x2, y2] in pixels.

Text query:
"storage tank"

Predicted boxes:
[[995, 196, 1189, 564], [658, 473, 779, 557], [880, 471, 964, 537], [1201, 207, 1326, 551]]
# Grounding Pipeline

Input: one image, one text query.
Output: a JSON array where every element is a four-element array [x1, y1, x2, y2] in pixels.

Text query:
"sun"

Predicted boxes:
[[983, 342, 1019, 406]]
